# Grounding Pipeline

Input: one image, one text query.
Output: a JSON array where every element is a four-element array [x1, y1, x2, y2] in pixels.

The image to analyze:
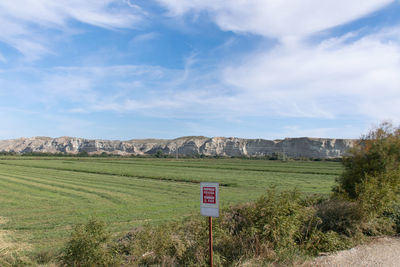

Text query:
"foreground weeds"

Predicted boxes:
[[58, 189, 364, 266], [3, 187, 399, 266]]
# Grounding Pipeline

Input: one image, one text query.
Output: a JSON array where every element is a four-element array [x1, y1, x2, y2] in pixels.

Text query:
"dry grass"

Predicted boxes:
[[0, 230, 14, 253], [0, 217, 12, 252], [0, 216, 31, 264], [0, 230, 31, 253], [0, 217, 7, 224]]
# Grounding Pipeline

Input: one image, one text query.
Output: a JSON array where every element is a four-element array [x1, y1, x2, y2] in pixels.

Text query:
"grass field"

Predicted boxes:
[[0, 157, 342, 253]]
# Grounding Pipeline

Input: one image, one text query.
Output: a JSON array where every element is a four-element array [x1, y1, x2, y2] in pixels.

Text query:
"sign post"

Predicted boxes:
[[200, 182, 219, 267], [209, 216, 213, 267]]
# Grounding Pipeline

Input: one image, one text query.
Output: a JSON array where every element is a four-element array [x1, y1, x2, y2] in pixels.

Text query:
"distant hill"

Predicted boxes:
[[0, 136, 355, 159]]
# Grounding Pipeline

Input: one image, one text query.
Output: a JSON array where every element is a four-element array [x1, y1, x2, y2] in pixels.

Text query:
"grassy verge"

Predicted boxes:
[[55, 188, 399, 266]]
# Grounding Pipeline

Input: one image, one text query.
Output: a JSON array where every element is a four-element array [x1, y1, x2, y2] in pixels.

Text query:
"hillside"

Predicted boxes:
[[0, 136, 355, 158]]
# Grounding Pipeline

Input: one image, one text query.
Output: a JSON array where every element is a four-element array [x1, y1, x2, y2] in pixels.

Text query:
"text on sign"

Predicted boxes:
[[203, 187, 216, 204]]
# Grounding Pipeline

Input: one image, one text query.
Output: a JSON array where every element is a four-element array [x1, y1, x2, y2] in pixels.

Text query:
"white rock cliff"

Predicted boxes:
[[0, 136, 355, 158]]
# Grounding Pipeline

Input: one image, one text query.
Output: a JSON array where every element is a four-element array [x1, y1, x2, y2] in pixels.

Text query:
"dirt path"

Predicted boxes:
[[310, 236, 400, 267]]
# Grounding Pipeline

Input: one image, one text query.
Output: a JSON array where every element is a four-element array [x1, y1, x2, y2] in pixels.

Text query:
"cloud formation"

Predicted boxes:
[[152, 0, 400, 125], [157, 0, 393, 39], [223, 27, 400, 121], [3, 25, 400, 124], [0, 0, 142, 60], [0, 0, 399, 139], [7, 24, 396, 125]]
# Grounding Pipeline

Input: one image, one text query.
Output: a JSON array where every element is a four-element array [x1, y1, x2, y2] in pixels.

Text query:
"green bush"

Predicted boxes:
[[60, 219, 121, 267], [316, 198, 363, 236], [124, 224, 185, 266], [114, 189, 360, 266], [216, 189, 310, 262], [117, 218, 212, 266], [387, 201, 400, 233], [335, 122, 400, 200], [333, 122, 400, 236], [214, 190, 364, 261], [215, 203, 260, 262], [214, 190, 336, 262], [357, 171, 400, 217], [305, 230, 351, 254], [249, 190, 313, 250]]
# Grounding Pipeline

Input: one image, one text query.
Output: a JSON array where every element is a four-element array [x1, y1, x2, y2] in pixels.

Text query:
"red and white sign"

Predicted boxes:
[[203, 187, 216, 204], [200, 182, 219, 217]]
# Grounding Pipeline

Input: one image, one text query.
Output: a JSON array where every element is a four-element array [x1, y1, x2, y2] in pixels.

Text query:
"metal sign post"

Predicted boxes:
[[209, 216, 213, 267], [200, 182, 219, 267]]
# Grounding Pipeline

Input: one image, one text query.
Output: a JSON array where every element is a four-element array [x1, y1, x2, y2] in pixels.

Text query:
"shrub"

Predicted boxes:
[[356, 171, 400, 218], [217, 189, 326, 262], [115, 189, 363, 266], [215, 203, 259, 261], [33, 250, 56, 265], [219, 189, 310, 256], [69, 185, 399, 266], [60, 219, 121, 267], [316, 198, 363, 236], [335, 122, 400, 200], [387, 201, 400, 233], [124, 224, 185, 266], [118, 218, 213, 266], [250, 189, 312, 250], [334, 122, 400, 235], [305, 230, 351, 254], [154, 150, 164, 158], [116, 189, 321, 266]]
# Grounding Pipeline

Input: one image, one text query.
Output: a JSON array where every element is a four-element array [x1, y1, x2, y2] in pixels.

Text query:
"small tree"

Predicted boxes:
[[155, 149, 164, 158], [335, 122, 400, 217], [78, 151, 89, 157]]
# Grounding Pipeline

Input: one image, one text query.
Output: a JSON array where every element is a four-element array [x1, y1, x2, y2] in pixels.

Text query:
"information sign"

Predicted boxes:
[[200, 182, 219, 217]]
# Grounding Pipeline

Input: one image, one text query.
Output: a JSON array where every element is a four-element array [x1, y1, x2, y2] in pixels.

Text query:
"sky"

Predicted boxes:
[[0, 0, 400, 140]]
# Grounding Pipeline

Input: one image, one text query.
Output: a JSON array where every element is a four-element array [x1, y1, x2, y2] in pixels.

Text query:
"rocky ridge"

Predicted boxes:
[[0, 136, 355, 158]]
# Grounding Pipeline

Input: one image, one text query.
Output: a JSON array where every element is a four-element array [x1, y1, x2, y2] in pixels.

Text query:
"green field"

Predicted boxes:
[[0, 157, 342, 252]]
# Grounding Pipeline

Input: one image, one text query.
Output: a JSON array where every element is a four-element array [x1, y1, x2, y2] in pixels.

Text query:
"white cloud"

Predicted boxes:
[[130, 32, 159, 43], [157, 0, 393, 40], [0, 0, 142, 29], [1, 27, 400, 127], [58, 27, 400, 125], [0, 0, 143, 60], [223, 27, 400, 121], [0, 64, 182, 112], [144, 0, 400, 123]]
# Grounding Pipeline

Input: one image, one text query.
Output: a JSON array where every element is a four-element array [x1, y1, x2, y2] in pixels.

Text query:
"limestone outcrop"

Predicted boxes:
[[0, 136, 355, 158]]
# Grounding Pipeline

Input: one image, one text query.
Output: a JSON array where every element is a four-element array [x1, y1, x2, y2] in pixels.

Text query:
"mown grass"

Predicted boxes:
[[0, 157, 342, 254]]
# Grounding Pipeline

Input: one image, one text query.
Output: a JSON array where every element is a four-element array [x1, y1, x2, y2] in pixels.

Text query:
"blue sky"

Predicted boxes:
[[0, 0, 400, 140]]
